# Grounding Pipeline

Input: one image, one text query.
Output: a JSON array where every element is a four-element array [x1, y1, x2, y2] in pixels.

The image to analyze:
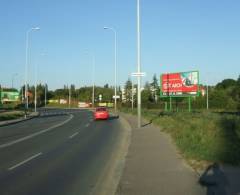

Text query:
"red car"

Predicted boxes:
[[94, 107, 109, 120]]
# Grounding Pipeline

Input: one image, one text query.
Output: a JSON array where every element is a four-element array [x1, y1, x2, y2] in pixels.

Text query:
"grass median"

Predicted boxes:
[[0, 111, 25, 121], [120, 107, 240, 167]]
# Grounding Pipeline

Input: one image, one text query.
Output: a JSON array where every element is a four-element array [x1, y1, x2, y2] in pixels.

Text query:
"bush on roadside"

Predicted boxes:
[[0, 112, 25, 121], [153, 112, 240, 165]]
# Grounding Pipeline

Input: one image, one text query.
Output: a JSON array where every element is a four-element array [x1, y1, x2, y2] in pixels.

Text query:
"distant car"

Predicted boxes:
[[94, 107, 109, 120]]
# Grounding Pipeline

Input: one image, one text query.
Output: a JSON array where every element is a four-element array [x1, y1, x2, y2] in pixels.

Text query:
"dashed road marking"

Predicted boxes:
[[0, 114, 74, 149], [69, 132, 79, 139], [8, 152, 42, 171]]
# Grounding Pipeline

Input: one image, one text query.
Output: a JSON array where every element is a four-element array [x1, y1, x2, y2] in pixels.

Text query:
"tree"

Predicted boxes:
[[124, 78, 132, 103], [104, 84, 109, 88], [151, 74, 159, 89], [142, 81, 152, 104], [150, 74, 160, 103], [216, 79, 237, 89]]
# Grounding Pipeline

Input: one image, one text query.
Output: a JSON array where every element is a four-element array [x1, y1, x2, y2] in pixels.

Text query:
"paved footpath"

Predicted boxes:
[[116, 113, 205, 195]]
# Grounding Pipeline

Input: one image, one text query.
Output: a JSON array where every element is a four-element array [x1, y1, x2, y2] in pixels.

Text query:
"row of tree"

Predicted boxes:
[[19, 84, 117, 106], [18, 74, 240, 111], [123, 74, 240, 111]]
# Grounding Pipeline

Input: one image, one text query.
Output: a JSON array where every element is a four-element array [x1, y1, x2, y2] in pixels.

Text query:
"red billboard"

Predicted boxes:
[[160, 71, 199, 97]]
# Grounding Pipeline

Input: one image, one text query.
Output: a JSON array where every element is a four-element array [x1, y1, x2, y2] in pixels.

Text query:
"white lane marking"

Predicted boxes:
[[85, 123, 90, 127], [8, 152, 42, 171], [0, 114, 74, 149], [69, 132, 79, 139]]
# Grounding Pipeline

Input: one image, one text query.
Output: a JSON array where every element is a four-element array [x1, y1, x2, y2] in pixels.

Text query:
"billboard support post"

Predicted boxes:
[[188, 96, 191, 112], [164, 101, 168, 112], [170, 97, 172, 111]]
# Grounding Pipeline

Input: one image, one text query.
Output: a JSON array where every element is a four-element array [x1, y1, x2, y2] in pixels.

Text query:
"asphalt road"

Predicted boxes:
[[0, 108, 124, 195]]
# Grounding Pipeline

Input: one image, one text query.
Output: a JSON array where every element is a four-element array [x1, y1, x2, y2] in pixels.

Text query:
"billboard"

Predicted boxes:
[[160, 71, 199, 97], [1, 91, 20, 102]]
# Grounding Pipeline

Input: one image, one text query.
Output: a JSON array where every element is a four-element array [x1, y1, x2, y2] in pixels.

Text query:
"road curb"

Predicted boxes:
[[0, 112, 39, 127]]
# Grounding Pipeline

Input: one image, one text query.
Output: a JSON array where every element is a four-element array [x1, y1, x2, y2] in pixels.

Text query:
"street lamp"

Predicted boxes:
[[83, 52, 95, 108], [103, 26, 117, 113], [34, 52, 46, 112], [45, 83, 47, 107], [25, 27, 40, 116], [137, 0, 142, 128], [34, 62, 37, 113]]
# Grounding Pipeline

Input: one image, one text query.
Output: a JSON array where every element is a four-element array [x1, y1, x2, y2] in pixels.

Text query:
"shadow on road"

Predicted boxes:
[[108, 115, 119, 120], [199, 163, 228, 195]]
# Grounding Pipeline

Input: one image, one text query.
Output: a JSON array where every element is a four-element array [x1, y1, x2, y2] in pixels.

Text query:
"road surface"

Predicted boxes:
[[0, 108, 125, 195]]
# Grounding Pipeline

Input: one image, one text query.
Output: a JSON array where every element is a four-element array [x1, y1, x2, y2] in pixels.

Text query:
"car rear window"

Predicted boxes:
[[96, 107, 107, 112]]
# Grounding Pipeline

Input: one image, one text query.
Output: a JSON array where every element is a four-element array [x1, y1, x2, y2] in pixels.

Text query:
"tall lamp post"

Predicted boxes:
[[104, 26, 117, 113], [92, 56, 95, 108], [34, 62, 37, 113], [45, 83, 47, 107], [68, 85, 71, 108], [137, 0, 142, 128], [25, 27, 40, 115], [34, 53, 46, 112], [84, 52, 95, 108]]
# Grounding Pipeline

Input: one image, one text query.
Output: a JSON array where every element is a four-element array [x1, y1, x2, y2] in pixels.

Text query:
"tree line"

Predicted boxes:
[[122, 74, 240, 111], [16, 74, 240, 111]]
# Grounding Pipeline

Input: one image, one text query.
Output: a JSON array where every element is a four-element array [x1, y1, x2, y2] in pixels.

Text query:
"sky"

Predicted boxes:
[[0, 0, 240, 90]]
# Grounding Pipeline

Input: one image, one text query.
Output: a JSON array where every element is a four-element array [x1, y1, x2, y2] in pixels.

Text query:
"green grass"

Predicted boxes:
[[0, 103, 20, 110], [120, 107, 240, 165], [0, 111, 25, 121]]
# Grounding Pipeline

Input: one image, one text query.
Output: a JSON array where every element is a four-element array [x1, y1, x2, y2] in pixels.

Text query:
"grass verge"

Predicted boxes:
[[0, 111, 25, 121], [120, 107, 240, 167]]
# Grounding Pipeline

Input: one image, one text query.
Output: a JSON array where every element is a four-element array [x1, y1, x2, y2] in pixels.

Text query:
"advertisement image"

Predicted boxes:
[[161, 71, 199, 97]]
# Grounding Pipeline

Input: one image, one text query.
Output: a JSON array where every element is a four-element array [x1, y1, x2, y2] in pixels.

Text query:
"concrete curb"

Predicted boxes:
[[0, 112, 39, 127]]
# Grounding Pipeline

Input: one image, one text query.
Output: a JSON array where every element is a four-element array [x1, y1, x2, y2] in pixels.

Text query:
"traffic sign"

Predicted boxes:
[[131, 72, 146, 77], [113, 95, 120, 99]]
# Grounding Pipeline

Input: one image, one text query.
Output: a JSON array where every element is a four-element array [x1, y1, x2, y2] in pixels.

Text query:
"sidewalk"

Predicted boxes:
[[116, 113, 205, 195]]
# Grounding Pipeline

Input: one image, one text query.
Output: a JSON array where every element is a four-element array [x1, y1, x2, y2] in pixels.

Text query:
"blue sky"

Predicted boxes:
[[0, 0, 240, 90]]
